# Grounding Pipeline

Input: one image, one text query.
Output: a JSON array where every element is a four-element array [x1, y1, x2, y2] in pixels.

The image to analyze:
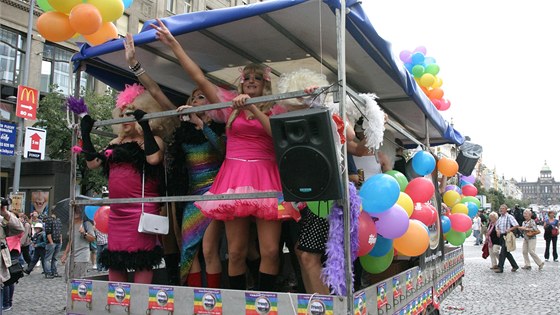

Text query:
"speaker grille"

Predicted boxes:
[[279, 146, 331, 201]]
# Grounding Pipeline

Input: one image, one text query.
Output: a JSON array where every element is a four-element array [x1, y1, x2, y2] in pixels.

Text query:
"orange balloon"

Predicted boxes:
[[37, 12, 76, 42], [84, 22, 118, 46], [428, 87, 444, 100], [70, 4, 102, 35], [437, 157, 459, 177], [393, 219, 429, 257]]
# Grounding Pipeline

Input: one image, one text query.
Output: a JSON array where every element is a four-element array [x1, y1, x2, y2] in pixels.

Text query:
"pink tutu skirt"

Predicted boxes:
[[195, 157, 282, 220]]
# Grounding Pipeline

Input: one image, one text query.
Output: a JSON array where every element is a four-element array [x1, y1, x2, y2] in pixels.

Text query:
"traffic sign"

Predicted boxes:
[[16, 85, 38, 120], [23, 126, 46, 159]]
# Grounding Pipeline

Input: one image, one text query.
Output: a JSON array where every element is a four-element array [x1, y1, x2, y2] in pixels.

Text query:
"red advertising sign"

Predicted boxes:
[[16, 85, 38, 120]]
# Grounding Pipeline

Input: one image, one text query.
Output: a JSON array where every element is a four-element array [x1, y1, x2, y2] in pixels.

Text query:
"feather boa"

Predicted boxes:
[[66, 96, 88, 118], [359, 93, 385, 151], [116, 83, 145, 109], [322, 182, 361, 295]]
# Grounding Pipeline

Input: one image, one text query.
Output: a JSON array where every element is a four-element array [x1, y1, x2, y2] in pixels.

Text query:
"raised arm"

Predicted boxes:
[[151, 19, 220, 104], [124, 33, 175, 111]]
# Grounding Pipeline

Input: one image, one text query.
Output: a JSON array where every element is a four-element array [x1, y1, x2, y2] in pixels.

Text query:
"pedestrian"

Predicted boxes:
[[61, 207, 95, 280], [0, 199, 25, 311], [519, 209, 544, 270], [23, 223, 47, 275], [43, 212, 63, 278], [479, 210, 488, 243], [494, 204, 520, 273], [94, 225, 108, 272], [18, 213, 32, 267], [543, 210, 558, 262], [486, 212, 501, 270], [472, 213, 482, 245], [3, 232, 23, 311]]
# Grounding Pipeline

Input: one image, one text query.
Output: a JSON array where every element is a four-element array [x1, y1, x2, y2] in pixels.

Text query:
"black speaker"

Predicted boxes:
[[270, 107, 343, 202]]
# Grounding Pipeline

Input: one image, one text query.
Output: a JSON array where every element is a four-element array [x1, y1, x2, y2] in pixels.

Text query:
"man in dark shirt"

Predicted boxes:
[[43, 212, 63, 278]]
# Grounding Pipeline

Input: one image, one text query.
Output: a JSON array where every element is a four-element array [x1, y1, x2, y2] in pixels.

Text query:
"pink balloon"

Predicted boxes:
[[427, 203, 439, 226], [461, 184, 478, 197], [94, 205, 110, 234], [439, 99, 451, 111], [410, 203, 433, 227], [414, 46, 427, 55], [449, 213, 472, 233], [372, 204, 410, 239], [405, 177, 435, 203], [357, 211, 377, 256]]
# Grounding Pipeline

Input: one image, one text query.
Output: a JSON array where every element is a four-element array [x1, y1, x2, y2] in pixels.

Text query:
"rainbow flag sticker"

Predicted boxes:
[[297, 294, 333, 315], [245, 292, 278, 315], [148, 286, 174, 311], [70, 280, 92, 302], [193, 289, 222, 314], [107, 282, 130, 306], [353, 291, 367, 315]]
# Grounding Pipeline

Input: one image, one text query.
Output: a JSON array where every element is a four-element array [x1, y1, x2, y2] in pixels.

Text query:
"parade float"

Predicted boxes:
[[59, 0, 473, 314]]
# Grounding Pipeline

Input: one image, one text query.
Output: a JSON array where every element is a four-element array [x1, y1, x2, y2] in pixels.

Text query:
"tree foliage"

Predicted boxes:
[[35, 86, 116, 195]]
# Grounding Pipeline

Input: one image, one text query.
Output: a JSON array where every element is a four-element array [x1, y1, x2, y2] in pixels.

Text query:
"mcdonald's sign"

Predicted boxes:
[[16, 85, 38, 120]]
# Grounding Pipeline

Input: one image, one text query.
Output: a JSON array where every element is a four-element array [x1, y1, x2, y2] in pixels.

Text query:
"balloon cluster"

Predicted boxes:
[[399, 46, 451, 111], [36, 0, 132, 46], [85, 205, 110, 234]]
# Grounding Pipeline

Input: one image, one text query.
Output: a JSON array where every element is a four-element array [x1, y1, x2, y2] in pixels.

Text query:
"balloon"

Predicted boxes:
[[393, 220, 430, 257], [410, 203, 434, 227], [37, 0, 54, 11], [84, 205, 100, 221], [462, 184, 478, 197], [373, 204, 409, 239], [419, 73, 435, 88], [70, 4, 102, 35], [460, 174, 476, 184], [441, 215, 451, 233], [411, 52, 425, 65], [359, 174, 400, 214], [439, 99, 451, 111], [48, 0, 83, 14], [385, 170, 408, 192], [450, 203, 468, 215], [432, 76, 443, 88], [404, 62, 414, 72], [399, 50, 412, 63], [445, 185, 461, 194], [123, 0, 134, 9], [369, 235, 393, 257], [448, 213, 472, 233], [427, 87, 444, 100], [437, 157, 459, 177], [360, 247, 393, 274], [411, 65, 425, 78], [445, 229, 466, 246], [84, 22, 118, 46], [37, 12, 76, 42], [414, 46, 427, 55], [307, 200, 332, 218], [87, 0, 125, 22], [465, 202, 479, 218], [357, 211, 377, 257], [425, 64, 440, 75], [411, 151, 435, 176], [396, 192, 414, 217], [461, 196, 481, 208], [465, 228, 472, 238], [405, 177, 435, 204], [94, 206, 110, 234], [442, 190, 461, 207]]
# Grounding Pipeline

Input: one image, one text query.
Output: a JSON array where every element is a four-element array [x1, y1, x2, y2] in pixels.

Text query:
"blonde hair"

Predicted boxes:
[[226, 63, 274, 128], [489, 212, 498, 220]]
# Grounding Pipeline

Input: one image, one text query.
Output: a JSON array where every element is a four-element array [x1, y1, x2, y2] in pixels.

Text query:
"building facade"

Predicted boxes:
[[516, 161, 560, 206]]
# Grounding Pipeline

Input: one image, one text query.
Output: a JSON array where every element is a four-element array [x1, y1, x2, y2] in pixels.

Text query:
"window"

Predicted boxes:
[[0, 27, 26, 85], [166, 0, 176, 13], [116, 14, 130, 37], [40, 43, 93, 95], [184, 0, 192, 13], [138, 20, 145, 34]]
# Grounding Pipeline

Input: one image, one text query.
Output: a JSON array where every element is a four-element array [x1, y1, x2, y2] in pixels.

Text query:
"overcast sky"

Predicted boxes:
[[361, 1, 560, 182]]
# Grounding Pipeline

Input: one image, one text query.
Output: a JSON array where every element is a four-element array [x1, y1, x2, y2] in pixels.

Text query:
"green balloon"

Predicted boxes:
[[385, 170, 409, 192], [425, 64, 440, 75], [360, 247, 393, 274], [307, 200, 333, 218], [37, 0, 54, 11], [445, 230, 466, 246], [461, 196, 481, 208], [465, 228, 472, 238], [411, 65, 425, 78]]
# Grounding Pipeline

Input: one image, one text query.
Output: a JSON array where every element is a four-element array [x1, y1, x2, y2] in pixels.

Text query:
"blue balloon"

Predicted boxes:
[[123, 0, 133, 9], [359, 174, 400, 213], [411, 151, 436, 176], [411, 52, 425, 65], [85, 205, 100, 221], [369, 235, 393, 257], [465, 202, 479, 218], [441, 215, 451, 233]]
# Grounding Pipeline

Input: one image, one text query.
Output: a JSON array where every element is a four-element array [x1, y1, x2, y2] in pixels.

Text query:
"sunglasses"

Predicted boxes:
[[194, 94, 206, 100], [243, 74, 264, 82]]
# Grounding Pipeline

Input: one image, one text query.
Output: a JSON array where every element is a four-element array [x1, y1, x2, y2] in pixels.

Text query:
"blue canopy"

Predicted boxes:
[[72, 0, 464, 146]]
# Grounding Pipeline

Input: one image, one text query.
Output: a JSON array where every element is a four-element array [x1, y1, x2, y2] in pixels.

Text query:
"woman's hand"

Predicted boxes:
[[61, 252, 67, 264], [304, 85, 319, 94], [177, 105, 204, 129], [232, 94, 251, 109], [124, 33, 138, 67], [151, 18, 177, 47]]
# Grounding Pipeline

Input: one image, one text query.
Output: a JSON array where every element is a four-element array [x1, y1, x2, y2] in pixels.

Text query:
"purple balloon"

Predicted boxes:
[[399, 50, 412, 63], [414, 46, 427, 55], [460, 174, 476, 184], [445, 185, 462, 194], [372, 204, 410, 239]]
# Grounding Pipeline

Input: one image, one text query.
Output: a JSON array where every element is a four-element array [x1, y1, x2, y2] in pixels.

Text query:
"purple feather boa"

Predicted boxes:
[[66, 96, 88, 116], [322, 182, 361, 296]]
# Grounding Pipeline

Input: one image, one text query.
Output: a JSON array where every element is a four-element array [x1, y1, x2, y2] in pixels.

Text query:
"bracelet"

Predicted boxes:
[[129, 62, 141, 72], [134, 68, 146, 77]]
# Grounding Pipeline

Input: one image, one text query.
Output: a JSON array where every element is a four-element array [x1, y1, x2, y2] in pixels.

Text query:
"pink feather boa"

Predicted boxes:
[[116, 83, 145, 109]]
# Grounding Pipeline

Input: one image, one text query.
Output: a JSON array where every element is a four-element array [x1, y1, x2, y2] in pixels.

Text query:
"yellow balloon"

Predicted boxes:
[[397, 192, 414, 218], [442, 190, 461, 207], [87, 0, 124, 22], [48, 0, 82, 14], [451, 203, 469, 215], [393, 220, 429, 257], [432, 76, 443, 88], [419, 73, 435, 88]]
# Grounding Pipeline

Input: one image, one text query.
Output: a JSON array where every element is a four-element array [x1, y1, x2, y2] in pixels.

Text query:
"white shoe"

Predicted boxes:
[[92, 264, 97, 270]]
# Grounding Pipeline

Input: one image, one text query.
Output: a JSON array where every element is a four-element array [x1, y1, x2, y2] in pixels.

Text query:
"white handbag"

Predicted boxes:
[[137, 166, 169, 235]]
